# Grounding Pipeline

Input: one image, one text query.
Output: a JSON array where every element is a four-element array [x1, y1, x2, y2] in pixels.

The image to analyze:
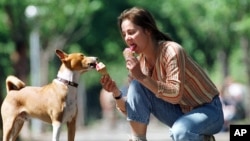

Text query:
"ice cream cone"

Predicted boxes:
[[96, 62, 108, 75], [123, 48, 134, 60]]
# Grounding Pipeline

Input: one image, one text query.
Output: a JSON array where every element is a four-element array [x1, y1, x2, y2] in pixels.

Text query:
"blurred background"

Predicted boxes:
[[0, 0, 250, 140]]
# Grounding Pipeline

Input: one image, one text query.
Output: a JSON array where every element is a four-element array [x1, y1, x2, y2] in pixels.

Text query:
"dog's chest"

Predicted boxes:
[[62, 88, 77, 123]]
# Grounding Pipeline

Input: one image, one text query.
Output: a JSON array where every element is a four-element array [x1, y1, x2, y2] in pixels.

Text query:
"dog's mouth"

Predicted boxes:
[[89, 62, 97, 68]]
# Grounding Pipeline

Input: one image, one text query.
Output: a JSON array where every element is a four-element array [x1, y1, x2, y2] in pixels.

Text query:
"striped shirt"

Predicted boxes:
[[139, 41, 219, 113]]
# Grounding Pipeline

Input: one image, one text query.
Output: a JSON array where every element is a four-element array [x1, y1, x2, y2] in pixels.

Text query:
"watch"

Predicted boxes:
[[114, 91, 123, 100]]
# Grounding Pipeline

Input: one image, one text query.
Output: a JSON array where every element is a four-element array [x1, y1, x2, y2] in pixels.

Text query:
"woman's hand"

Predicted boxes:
[[100, 74, 127, 115], [100, 75, 119, 93], [125, 57, 146, 80]]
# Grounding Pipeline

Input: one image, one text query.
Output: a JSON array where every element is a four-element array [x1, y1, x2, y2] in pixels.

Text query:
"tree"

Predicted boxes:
[[0, 0, 131, 134]]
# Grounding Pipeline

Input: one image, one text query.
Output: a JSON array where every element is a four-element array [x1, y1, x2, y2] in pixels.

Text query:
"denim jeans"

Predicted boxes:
[[126, 80, 224, 141]]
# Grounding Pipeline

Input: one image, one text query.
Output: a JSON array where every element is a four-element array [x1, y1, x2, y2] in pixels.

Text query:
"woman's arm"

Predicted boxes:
[[100, 75, 127, 115], [126, 43, 185, 104]]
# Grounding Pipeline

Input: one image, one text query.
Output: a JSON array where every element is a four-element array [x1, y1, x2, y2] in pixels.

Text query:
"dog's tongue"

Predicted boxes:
[[95, 62, 100, 70], [96, 62, 106, 71]]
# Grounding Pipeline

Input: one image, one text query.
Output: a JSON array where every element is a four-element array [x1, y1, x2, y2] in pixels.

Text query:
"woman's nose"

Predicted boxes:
[[125, 35, 132, 42]]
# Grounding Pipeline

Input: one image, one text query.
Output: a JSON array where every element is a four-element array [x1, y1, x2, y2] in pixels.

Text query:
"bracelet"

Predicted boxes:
[[114, 91, 123, 100]]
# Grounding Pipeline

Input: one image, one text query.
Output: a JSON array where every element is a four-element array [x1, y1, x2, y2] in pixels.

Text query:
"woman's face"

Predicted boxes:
[[121, 19, 150, 54]]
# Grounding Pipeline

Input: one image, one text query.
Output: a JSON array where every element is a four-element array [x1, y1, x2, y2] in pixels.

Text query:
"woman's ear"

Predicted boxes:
[[145, 29, 151, 36]]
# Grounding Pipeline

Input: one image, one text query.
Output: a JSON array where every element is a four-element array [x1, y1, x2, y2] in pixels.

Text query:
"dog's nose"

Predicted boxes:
[[88, 57, 98, 68], [94, 57, 98, 61], [88, 57, 98, 62]]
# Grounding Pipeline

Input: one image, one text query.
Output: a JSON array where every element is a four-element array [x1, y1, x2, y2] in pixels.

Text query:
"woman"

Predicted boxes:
[[100, 7, 224, 141]]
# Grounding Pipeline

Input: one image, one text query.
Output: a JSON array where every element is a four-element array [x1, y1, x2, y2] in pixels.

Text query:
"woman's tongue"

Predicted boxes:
[[129, 44, 136, 51]]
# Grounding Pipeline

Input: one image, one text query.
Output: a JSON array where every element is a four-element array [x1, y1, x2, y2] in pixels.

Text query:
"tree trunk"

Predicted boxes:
[[240, 36, 250, 118], [4, 4, 30, 140], [218, 50, 230, 80], [240, 36, 250, 85]]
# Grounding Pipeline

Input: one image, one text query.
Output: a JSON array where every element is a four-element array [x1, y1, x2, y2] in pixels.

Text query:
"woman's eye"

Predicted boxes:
[[128, 30, 135, 35]]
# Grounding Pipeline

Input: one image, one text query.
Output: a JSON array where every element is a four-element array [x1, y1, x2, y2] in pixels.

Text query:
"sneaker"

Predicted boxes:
[[204, 135, 215, 141]]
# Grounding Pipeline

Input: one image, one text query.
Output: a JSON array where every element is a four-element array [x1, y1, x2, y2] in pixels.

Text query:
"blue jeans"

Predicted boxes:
[[126, 80, 224, 141]]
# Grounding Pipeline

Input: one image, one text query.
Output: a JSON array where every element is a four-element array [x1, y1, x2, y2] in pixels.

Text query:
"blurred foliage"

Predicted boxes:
[[0, 0, 250, 127]]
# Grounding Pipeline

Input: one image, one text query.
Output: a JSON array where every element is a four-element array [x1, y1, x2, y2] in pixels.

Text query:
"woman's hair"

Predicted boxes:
[[118, 7, 173, 41]]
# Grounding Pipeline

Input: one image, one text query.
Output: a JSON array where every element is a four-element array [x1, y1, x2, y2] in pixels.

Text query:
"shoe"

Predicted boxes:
[[129, 139, 147, 141], [128, 135, 147, 141], [204, 135, 215, 141]]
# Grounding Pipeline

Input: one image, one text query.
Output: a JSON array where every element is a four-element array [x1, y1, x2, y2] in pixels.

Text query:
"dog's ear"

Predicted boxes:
[[56, 49, 68, 60]]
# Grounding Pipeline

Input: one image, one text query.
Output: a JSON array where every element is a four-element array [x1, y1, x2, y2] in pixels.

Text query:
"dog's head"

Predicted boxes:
[[56, 49, 98, 73]]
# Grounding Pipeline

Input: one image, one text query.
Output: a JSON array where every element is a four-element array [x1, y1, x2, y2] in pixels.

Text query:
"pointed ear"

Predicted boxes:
[[56, 49, 68, 60]]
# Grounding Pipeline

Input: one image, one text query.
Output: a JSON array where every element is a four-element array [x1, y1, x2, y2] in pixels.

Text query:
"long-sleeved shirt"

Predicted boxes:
[[139, 41, 219, 113]]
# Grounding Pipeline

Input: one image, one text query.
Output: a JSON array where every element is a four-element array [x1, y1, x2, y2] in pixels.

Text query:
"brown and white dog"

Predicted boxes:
[[1, 49, 98, 141]]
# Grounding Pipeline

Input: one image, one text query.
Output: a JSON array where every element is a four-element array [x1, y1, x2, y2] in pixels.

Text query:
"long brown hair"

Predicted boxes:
[[118, 7, 173, 41]]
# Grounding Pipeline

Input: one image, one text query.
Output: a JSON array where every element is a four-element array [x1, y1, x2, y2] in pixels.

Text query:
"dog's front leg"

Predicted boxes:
[[67, 116, 76, 141], [52, 121, 62, 141]]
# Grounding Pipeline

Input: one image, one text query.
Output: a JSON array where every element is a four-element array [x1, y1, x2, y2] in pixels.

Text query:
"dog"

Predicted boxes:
[[1, 49, 98, 141]]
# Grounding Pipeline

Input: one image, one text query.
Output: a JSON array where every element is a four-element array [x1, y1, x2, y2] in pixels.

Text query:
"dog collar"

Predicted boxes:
[[56, 77, 78, 88]]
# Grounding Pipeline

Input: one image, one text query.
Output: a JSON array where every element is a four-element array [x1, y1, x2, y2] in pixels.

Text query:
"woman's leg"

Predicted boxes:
[[129, 121, 148, 141], [170, 96, 224, 141], [126, 80, 183, 140], [126, 80, 150, 140]]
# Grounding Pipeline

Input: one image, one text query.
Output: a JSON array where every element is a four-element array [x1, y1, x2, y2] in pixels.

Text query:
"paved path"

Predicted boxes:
[[20, 120, 229, 141]]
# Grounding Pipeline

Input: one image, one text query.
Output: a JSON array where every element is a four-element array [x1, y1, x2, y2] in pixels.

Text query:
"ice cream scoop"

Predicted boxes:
[[123, 47, 135, 60], [96, 62, 108, 75]]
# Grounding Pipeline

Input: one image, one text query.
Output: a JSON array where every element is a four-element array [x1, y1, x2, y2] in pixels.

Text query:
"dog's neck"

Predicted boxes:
[[56, 65, 80, 87]]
